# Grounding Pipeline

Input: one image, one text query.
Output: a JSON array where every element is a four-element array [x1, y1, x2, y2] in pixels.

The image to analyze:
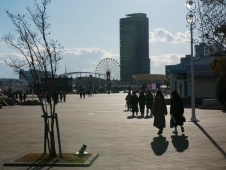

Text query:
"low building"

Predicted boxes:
[[165, 55, 217, 99], [0, 78, 27, 93]]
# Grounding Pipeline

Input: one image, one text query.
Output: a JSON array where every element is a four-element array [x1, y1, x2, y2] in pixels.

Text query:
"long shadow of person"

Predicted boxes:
[[171, 134, 189, 152], [150, 135, 169, 156]]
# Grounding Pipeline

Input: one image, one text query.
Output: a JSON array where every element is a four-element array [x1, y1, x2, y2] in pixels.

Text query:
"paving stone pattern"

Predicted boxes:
[[0, 94, 226, 170]]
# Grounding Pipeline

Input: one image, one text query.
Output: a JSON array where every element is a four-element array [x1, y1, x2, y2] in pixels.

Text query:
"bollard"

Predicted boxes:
[[0, 104, 2, 109]]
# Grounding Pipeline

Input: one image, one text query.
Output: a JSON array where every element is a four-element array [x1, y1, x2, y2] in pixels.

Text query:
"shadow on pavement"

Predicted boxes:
[[136, 115, 144, 119], [150, 135, 169, 156], [127, 115, 154, 119], [171, 134, 189, 152], [144, 115, 153, 119], [25, 155, 58, 170], [26, 165, 53, 170], [127, 115, 136, 119], [194, 122, 226, 159]]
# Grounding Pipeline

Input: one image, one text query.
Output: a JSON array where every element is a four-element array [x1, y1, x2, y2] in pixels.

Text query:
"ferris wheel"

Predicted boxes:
[[95, 58, 120, 81]]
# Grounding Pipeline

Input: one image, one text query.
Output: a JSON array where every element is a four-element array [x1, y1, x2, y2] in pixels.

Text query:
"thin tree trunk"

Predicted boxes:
[[49, 117, 56, 157]]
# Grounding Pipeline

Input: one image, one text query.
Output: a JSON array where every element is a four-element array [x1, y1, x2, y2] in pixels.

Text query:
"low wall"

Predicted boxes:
[[165, 98, 203, 106], [202, 99, 221, 106]]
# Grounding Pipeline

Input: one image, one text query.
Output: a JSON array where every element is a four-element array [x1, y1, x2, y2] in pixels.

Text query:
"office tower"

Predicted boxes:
[[120, 13, 150, 84], [194, 43, 210, 58]]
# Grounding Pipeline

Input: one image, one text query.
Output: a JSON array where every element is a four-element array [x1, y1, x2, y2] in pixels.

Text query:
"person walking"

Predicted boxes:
[[46, 92, 50, 103], [59, 91, 63, 102], [63, 92, 66, 102], [83, 88, 86, 99], [138, 91, 146, 117], [152, 89, 167, 135], [80, 89, 83, 99], [125, 92, 131, 111], [170, 90, 185, 135], [130, 91, 139, 117], [19, 92, 23, 103], [146, 90, 154, 117], [23, 93, 27, 102]]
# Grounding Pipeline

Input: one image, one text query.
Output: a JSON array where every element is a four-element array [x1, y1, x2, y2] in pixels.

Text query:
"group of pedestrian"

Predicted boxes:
[[125, 90, 154, 118], [126, 89, 185, 136], [79, 89, 86, 99], [43, 91, 67, 104], [79, 89, 94, 99], [59, 91, 66, 102]]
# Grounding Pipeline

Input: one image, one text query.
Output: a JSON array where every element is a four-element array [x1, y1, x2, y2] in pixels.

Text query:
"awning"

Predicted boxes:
[[132, 74, 167, 81]]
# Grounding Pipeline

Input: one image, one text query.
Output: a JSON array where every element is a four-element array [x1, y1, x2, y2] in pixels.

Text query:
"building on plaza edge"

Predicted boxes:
[[165, 43, 218, 99], [120, 13, 150, 84]]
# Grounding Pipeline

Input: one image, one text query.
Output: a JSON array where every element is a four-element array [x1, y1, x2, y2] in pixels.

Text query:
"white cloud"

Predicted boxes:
[[0, 47, 120, 77], [63, 47, 119, 59], [58, 47, 119, 75], [0, 52, 23, 59], [150, 53, 184, 74], [0, 48, 185, 78], [149, 28, 190, 43]]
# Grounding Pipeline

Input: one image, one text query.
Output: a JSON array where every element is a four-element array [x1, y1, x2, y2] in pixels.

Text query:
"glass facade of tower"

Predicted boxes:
[[120, 13, 150, 84]]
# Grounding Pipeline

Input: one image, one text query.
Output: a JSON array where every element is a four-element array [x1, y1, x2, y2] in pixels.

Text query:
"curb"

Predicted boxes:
[[3, 153, 99, 167]]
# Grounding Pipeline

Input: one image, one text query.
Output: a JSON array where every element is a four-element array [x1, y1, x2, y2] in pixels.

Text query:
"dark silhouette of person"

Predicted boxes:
[[23, 93, 27, 102], [130, 91, 139, 117], [54, 92, 58, 105], [170, 90, 185, 135], [83, 88, 85, 99], [146, 90, 154, 117], [152, 89, 167, 135], [63, 92, 66, 102], [80, 89, 82, 99], [138, 91, 146, 117], [125, 92, 131, 111], [19, 92, 23, 103], [59, 91, 63, 102], [151, 136, 169, 156], [46, 92, 50, 103]]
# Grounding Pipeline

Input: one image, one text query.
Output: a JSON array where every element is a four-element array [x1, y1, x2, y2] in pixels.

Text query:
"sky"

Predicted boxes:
[[0, 0, 192, 79]]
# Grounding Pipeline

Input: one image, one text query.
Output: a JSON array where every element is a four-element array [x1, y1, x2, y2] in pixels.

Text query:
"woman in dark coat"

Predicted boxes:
[[152, 89, 167, 135], [130, 91, 139, 117], [138, 91, 146, 117], [125, 92, 131, 111], [19, 92, 23, 103], [146, 90, 154, 117], [23, 93, 27, 102], [170, 90, 185, 135]]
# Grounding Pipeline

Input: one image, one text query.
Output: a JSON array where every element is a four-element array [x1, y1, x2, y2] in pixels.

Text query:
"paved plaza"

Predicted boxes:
[[0, 93, 226, 170]]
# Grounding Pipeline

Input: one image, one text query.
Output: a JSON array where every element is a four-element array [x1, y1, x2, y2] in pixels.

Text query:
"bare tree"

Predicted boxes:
[[195, 0, 226, 57], [2, 0, 63, 157], [195, 1, 226, 73]]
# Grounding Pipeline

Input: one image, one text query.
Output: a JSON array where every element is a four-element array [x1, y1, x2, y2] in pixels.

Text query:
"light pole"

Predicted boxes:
[[186, 0, 199, 122]]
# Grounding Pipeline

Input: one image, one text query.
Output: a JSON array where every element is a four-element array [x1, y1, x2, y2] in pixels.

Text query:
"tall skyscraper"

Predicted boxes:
[[120, 13, 150, 84]]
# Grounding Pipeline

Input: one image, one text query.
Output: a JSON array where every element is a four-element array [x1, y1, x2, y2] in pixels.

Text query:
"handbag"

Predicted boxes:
[[182, 116, 186, 122], [170, 116, 176, 128]]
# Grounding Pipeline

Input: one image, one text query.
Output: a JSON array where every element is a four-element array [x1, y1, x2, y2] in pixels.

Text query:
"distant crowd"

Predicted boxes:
[[0, 90, 27, 103]]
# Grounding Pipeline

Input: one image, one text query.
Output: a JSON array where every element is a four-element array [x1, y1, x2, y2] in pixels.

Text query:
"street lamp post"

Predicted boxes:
[[186, 0, 199, 122]]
